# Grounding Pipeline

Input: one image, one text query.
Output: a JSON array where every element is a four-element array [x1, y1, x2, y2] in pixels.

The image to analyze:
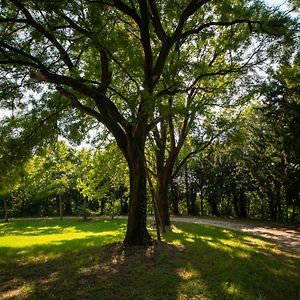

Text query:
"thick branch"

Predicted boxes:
[[99, 49, 112, 93], [112, 0, 142, 27], [31, 70, 129, 131], [173, 0, 211, 39], [56, 86, 102, 120], [138, 0, 153, 91], [148, 0, 167, 43], [57, 87, 128, 157]]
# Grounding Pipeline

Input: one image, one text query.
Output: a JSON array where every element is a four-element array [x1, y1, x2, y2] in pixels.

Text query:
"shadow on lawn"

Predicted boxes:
[[0, 239, 184, 300], [1, 221, 300, 300], [165, 222, 300, 300]]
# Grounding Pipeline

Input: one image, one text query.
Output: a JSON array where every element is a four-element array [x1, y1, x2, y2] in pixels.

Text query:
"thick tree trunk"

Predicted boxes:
[[123, 140, 152, 246], [4, 198, 8, 222]]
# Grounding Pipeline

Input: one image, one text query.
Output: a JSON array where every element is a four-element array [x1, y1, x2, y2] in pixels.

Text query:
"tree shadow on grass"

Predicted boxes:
[[1, 221, 300, 300], [165, 222, 300, 300], [0, 237, 185, 300]]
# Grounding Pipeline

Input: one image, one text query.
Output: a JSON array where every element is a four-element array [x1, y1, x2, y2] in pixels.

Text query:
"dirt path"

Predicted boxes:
[[171, 216, 300, 254]]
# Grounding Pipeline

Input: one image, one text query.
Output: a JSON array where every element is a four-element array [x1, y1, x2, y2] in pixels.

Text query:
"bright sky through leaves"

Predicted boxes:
[[0, 0, 292, 120]]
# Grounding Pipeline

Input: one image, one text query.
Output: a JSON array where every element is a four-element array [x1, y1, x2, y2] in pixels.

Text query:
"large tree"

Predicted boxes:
[[0, 0, 294, 244]]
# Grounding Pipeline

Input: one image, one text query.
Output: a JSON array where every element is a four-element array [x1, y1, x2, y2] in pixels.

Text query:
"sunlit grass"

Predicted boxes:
[[0, 219, 299, 300], [0, 230, 121, 248]]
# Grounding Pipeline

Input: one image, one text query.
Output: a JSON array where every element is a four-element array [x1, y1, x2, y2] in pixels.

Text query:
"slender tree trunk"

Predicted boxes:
[[123, 139, 152, 246], [83, 196, 87, 221], [211, 198, 219, 216], [171, 181, 180, 215], [146, 170, 162, 240], [189, 189, 197, 216], [100, 198, 105, 215], [4, 198, 8, 222], [185, 164, 190, 215], [156, 173, 171, 226], [59, 195, 63, 220], [200, 189, 204, 216]]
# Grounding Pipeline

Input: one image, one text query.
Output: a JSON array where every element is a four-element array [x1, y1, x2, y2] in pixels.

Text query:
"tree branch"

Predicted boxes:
[[9, 0, 74, 70], [148, 0, 167, 43]]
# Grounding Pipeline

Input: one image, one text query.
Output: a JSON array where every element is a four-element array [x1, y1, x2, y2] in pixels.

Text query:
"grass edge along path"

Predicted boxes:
[[0, 219, 299, 300]]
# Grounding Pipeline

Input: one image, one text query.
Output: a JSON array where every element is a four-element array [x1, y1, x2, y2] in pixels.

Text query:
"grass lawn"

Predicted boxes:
[[0, 219, 299, 300]]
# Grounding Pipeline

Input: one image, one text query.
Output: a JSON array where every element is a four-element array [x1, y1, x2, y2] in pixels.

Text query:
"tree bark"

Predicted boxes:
[[4, 198, 8, 222], [156, 173, 171, 226], [123, 138, 152, 246]]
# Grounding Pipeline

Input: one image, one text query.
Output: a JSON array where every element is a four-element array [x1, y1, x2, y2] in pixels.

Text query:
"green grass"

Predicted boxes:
[[0, 219, 299, 300]]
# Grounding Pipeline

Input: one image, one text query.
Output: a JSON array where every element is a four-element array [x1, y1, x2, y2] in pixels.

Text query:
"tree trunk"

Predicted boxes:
[[123, 139, 152, 246], [171, 181, 180, 215], [64, 198, 73, 216], [100, 198, 105, 215], [189, 189, 197, 216], [239, 190, 247, 218], [185, 164, 191, 215], [83, 196, 87, 221], [4, 198, 8, 222], [200, 188, 204, 215], [211, 199, 219, 216], [156, 173, 171, 226], [59, 195, 63, 220]]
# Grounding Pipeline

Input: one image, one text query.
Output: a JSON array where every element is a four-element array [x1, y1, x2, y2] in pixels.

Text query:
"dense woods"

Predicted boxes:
[[0, 0, 299, 246]]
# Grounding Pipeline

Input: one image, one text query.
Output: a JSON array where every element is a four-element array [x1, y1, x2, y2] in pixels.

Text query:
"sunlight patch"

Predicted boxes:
[[0, 288, 25, 300], [222, 281, 242, 297], [0, 231, 119, 248], [177, 264, 198, 280], [185, 237, 195, 243], [171, 225, 183, 233]]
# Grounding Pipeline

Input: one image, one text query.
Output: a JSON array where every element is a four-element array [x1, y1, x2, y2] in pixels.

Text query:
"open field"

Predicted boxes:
[[0, 219, 299, 300]]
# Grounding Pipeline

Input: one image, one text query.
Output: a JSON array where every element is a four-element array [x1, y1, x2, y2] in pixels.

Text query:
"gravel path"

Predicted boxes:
[[171, 216, 300, 254]]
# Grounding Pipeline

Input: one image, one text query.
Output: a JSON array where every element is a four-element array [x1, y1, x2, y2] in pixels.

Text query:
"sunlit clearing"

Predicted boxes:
[[0, 230, 120, 248]]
